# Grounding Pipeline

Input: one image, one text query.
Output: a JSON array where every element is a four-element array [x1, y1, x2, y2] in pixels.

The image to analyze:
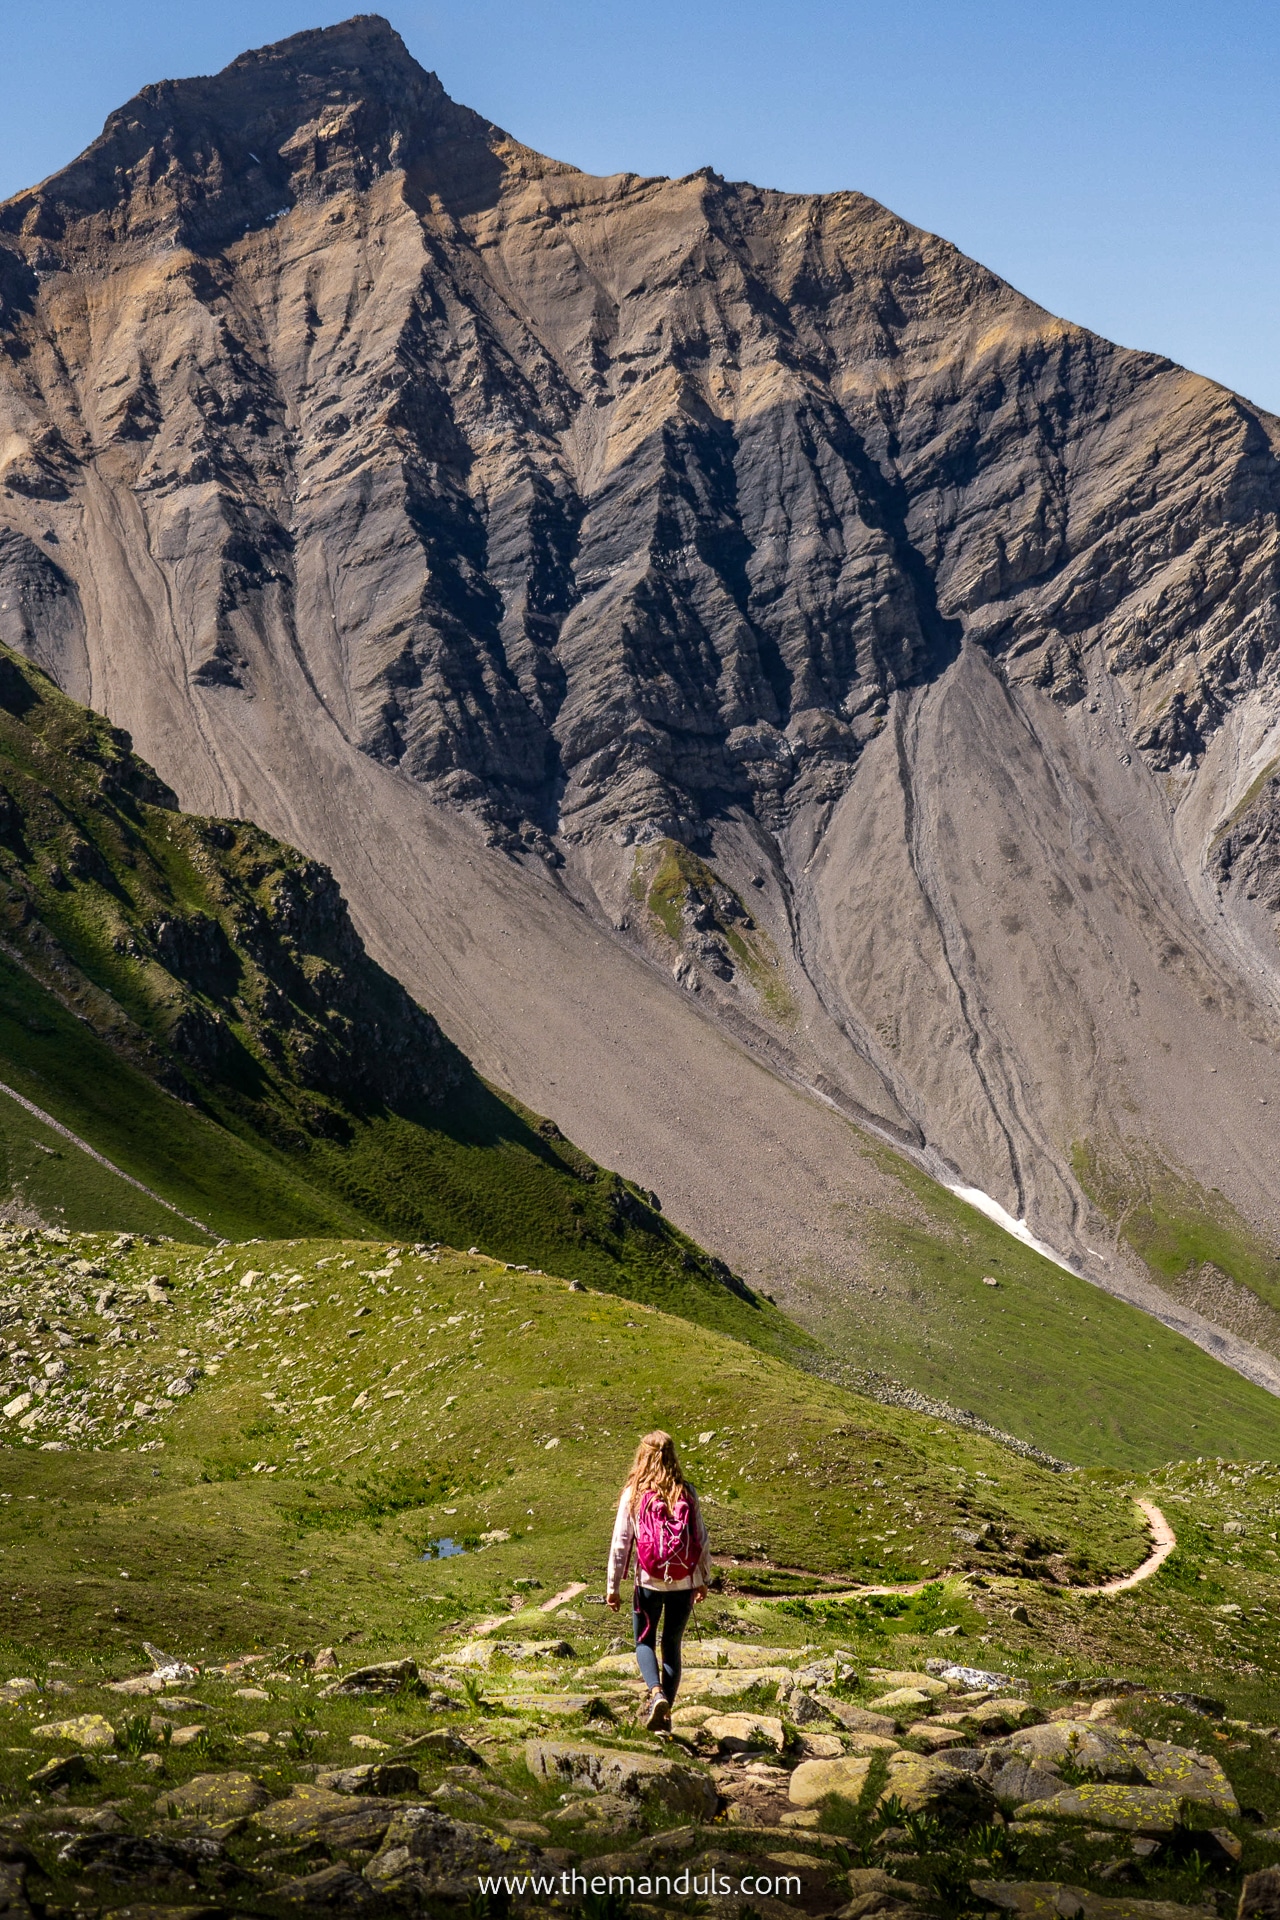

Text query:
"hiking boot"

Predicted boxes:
[[642, 1687, 670, 1731]]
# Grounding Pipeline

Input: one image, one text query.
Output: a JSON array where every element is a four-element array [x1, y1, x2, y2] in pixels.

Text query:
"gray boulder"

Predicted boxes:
[[525, 1739, 717, 1817], [315, 1762, 419, 1796]]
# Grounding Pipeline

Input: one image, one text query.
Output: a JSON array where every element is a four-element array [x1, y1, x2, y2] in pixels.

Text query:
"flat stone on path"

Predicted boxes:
[[702, 1712, 786, 1754], [788, 1754, 873, 1808], [868, 1671, 949, 1696], [1018, 1785, 1185, 1834], [820, 1699, 900, 1736], [868, 1687, 934, 1712]]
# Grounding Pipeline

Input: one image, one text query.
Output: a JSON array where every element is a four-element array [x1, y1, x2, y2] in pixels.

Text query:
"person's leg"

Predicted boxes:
[[632, 1585, 662, 1693], [658, 1588, 694, 1702]]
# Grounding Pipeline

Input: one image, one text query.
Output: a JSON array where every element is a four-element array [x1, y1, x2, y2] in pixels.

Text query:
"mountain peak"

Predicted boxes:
[[1, 13, 507, 257]]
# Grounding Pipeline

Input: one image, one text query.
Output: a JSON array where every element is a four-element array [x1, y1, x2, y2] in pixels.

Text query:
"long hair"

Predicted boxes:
[[625, 1429, 688, 1517]]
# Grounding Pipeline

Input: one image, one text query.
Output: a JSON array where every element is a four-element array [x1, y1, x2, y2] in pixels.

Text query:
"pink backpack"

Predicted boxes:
[[634, 1487, 704, 1583]]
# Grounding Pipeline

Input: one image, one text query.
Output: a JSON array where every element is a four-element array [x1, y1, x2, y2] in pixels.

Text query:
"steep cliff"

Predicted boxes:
[[1, 17, 1279, 1388]]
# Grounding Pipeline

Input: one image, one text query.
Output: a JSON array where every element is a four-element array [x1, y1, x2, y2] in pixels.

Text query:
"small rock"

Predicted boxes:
[[0, 1678, 38, 1705], [313, 1648, 338, 1672], [29, 1752, 95, 1792], [1008, 1722, 1144, 1782], [253, 1784, 398, 1849], [315, 1763, 418, 1795], [273, 1862, 379, 1910], [160, 1770, 270, 1823], [1020, 1785, 1185, 1834], [794, 1732, 845, 1759], [786, 1687, 836, 1726], [702, 1712, 786, 1754], [1241, 1869, 1280, 1920], [233, 1687, 270, 1701], [789, 1754, 874, 1808], [169, 1725, 206, 1748], [878, 1751, 997, 1822], [1137, 1741, 1239, 1814], [524, 1739, 716, 1817], [348, 1734, 388, 1751], [398, 1729, 483, 1766], [32, 1713, 115, 1750], [319, 1658, 417, 1698]]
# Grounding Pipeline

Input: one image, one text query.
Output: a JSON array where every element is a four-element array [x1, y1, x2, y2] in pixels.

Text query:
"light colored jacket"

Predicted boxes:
[[607, 1484, 712, 1595]]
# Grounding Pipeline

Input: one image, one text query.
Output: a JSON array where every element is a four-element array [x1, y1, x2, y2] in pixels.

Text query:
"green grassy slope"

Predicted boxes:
[[804, 1151, 1280, 1469], [0, 643, 781, 1347], [1, 1232, 1279, 1728], [0, 1231, 1146, 1668], [1076, 1140, 1280, 1315]]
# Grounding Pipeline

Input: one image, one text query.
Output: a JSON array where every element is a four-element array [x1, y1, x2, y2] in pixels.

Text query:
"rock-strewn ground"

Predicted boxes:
[[0, 1229, 1276, 1915], [0, 1618, 1275, 1916]]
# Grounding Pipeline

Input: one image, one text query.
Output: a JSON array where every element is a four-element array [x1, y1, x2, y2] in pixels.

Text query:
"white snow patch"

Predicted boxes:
[[946, 1184, 1081, 1277]]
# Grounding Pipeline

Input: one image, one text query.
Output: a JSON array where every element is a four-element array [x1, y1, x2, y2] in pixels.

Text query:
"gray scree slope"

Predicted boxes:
[[1, 16, 1279, 1378]]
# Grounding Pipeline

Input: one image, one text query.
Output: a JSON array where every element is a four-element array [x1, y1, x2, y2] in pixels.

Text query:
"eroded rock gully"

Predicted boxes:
[[2, 15, 1280, 1370]]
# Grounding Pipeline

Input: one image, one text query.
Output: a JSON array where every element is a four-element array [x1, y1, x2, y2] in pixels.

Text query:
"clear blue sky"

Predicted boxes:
[[1, 1, 1276, 413]]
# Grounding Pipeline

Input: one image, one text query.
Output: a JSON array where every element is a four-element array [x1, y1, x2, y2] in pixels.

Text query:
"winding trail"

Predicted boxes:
[[1082, 1499, 1177, 1595], [739, 1498, 1176, 1606]]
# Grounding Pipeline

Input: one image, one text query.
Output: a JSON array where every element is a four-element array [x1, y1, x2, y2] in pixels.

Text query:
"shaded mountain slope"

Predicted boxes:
[[0, 19, 1279, 1391], [0, 640, 774, 1342]]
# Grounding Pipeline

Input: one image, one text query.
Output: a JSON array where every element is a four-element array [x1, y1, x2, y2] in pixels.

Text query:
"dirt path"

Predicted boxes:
[[1081, 1498, 1176, 1595], [0, 1078, 216, 1239], [744, 1498, 1176, 1606]]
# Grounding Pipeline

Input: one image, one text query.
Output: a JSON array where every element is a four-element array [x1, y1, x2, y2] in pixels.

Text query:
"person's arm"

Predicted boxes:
[[606, 1488, 632, 1609]]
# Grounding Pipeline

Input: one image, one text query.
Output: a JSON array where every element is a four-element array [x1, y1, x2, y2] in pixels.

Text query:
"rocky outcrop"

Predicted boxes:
[[2, 16, 1280, 1356], [0, 640, 459, 1134]]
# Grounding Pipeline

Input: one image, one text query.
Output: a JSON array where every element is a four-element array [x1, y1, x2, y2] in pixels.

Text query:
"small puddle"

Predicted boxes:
[[421, 1536, 466, 1560]]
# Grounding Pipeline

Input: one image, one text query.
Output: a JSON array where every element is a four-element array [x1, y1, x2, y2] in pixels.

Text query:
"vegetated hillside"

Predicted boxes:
[[0, 1235, 1278, 1714], [2, 19, 1280, 1400], [0, 643, 773, 1344], [1, 1230, 1279, 1920]]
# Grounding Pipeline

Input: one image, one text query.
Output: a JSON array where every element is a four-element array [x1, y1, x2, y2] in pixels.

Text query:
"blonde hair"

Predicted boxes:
[[625, 1429, 688, 1517]]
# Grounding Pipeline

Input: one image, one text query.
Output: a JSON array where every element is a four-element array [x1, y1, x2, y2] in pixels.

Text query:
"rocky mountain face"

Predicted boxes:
[[1, 17, 1279, 1379]]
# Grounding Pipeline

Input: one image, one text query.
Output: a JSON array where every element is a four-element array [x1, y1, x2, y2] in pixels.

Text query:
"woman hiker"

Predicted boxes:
[[606, 1429, 711, 1731]]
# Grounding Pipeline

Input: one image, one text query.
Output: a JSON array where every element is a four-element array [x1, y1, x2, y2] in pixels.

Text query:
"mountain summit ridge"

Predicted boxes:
[[1, 19, 1279, 1391]]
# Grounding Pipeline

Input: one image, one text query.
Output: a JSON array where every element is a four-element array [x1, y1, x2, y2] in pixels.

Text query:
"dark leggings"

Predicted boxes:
[[633, 1585, 694, 1701]]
